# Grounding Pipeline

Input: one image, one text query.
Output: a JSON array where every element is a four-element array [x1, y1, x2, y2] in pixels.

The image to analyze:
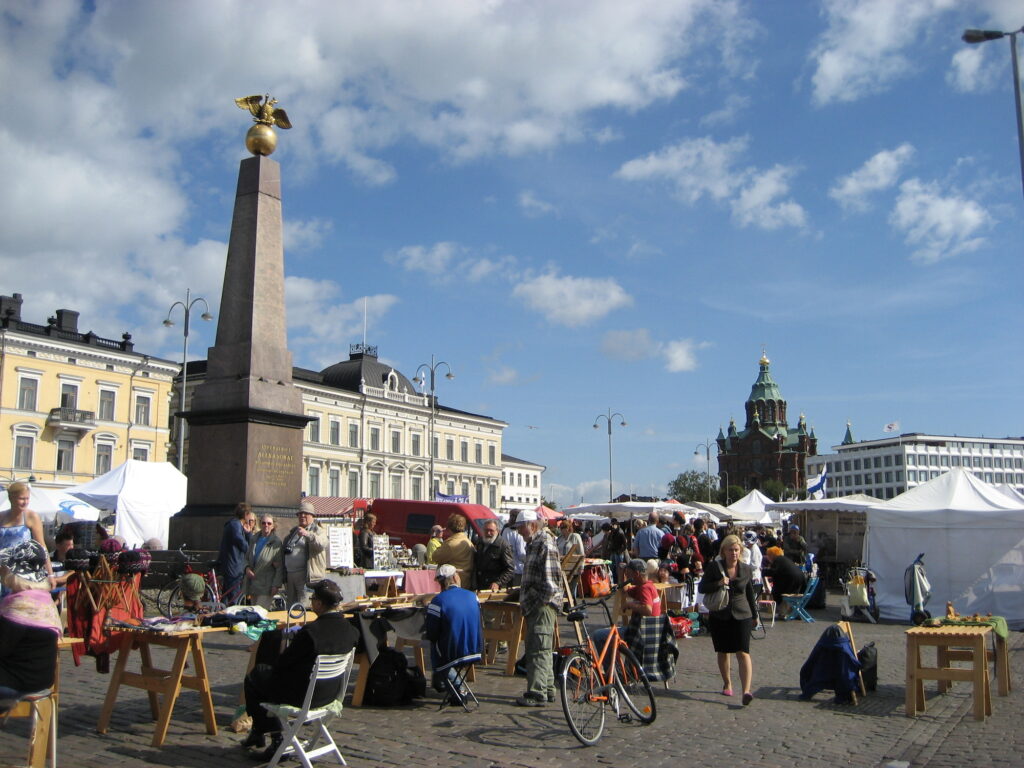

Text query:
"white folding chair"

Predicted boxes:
[[261, 650, 355, 768]]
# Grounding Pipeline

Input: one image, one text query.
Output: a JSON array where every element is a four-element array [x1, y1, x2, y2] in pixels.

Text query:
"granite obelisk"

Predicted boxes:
[[170, 96, 309, 548]]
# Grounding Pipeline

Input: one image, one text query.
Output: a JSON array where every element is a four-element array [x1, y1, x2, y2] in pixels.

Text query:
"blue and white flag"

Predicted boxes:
[[806, 470, 827, 500], [883, 421, 900, 433]]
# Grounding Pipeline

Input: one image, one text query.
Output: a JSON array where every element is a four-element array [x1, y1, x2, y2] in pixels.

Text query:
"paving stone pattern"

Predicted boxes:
[[1, 594, 1021, 768]]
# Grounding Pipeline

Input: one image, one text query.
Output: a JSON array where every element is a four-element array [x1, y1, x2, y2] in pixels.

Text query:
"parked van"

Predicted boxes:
[[367, 499, 499, 548]]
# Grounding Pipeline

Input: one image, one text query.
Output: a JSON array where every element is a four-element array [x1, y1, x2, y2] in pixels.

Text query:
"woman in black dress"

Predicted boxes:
[[699, 533, 758, 705]]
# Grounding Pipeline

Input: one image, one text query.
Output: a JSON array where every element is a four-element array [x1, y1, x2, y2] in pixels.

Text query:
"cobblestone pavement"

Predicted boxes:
[[1, 594, 1021, 768]]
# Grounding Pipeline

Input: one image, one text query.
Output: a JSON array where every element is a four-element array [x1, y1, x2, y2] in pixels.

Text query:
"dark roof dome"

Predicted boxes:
[[320, 344, 419, 396]]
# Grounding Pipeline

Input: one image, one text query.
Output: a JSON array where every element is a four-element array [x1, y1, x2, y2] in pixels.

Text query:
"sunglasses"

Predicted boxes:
[[261, 521, 274, 526]]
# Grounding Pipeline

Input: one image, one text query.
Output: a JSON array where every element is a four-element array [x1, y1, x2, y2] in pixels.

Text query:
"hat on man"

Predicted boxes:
[[517, 509, 539, 523], [743, 531, 758, 545], [789, 525, 800, 532], [436, 563, 457, 581], [625, 558, 647, 575], [298, 501, 315, 515]]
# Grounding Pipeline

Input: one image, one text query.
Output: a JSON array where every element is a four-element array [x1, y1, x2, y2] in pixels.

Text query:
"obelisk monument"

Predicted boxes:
[[170, 96, 310, 549]]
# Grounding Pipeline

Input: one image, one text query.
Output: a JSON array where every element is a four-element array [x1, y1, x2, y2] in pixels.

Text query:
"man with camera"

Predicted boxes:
[[281, 502, 327, 608]]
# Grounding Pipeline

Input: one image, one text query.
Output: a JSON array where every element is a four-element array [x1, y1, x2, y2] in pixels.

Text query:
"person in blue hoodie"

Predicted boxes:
[[424, 563, 483, 697]]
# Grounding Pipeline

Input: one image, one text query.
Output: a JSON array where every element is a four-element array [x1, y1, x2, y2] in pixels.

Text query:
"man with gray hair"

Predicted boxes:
[[280, 501, 327, 607], [424, 563, 483, 699], [632, 511, 666, 560], [514, 509, 563, 707]]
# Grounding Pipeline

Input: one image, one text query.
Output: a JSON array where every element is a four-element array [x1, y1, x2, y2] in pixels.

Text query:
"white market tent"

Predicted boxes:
[[863, 468, 1024, 629], [727, 489, 775, 524], [68, 460, 187, 548], [684, 501, 728, 525], [765, 493, 880, 562], [0, 487, 101, 531], [563, 500, 697, 522]]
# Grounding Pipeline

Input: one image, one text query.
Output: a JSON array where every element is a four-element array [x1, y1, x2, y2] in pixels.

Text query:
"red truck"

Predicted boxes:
[[367, 499, 499, 548]]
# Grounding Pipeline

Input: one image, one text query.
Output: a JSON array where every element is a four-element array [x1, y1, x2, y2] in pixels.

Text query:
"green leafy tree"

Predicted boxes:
[[541, 498, 559, 511], [667, 470, 714, 503], [719, 485, 744, 506], [761, 478, 785, 502]]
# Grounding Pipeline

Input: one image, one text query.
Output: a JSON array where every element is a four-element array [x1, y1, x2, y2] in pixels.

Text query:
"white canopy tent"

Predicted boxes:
[[863, 468, 1024, 628], [68, 460, 187, 548], [727, 489, 775, 524], [765, 494, 880, 562], [684, 501, 728, 525], [0, 487, 100, 536], [563, 500, 698, 522]]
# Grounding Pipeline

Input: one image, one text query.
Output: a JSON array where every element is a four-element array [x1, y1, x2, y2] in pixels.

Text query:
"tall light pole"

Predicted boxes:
[[720, 470, 730, 504], [962, 26, 1024, 201], [413, 355, 454, 500], [694, 439, 715, 503], [593, 409, 626, 502], [163, 288, 213, 471]]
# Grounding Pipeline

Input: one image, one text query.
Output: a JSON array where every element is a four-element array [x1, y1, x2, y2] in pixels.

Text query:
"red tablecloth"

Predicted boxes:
[[402, 569, 440, 594]]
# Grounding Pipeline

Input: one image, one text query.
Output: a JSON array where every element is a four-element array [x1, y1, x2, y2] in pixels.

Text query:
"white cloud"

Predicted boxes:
[[830, 143, 915, 212], [809, 0, 958, 106], [513, 271, 632, 327], [601, 329, 659, 360], [700, 93, 750, 127], [946, 47, 1000, 93], [625, 240, 663, 259], [731, 166, 808, 230], [662, 339, 706, 372], [386, 242, 462, 275], [284, 217, 333, 252], [615, 136, 748, 203], [487, 365, 520, 386], [890, 179, 993, 263], [518, 190, 558, 218]]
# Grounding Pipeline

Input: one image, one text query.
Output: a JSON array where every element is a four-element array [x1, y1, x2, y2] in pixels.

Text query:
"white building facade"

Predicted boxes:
[[501, 453, 545, 511], [807, 430, 1024, 500]]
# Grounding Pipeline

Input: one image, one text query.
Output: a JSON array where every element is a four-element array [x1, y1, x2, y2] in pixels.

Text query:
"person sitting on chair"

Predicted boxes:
[[764, 546, 806, 614], [241, 579, 359, 761], [590, 558, 661, 666], [423, 564, 483, 701]]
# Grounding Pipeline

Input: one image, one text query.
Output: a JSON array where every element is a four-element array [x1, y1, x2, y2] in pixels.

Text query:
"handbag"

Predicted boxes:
[[703, 560, 730, 612]]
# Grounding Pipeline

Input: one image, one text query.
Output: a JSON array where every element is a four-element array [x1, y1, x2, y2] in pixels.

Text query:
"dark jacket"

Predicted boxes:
[[767, 555, 806, 599], [217, 518, 250, 581], [699, 558, 757, 620], [474, 536, 514, 589], [269, 611, 360, 707], [799, 624, 862, 702]]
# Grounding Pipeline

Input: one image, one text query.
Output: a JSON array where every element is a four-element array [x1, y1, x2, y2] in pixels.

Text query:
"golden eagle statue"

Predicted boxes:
[[234, 94, 292, 129]]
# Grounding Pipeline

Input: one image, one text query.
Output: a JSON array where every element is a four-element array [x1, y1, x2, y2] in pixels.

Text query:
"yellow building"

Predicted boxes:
[[0, 293, 178, 489]]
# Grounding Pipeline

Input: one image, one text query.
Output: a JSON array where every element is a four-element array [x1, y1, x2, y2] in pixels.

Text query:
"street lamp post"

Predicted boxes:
[[163, 288, 213, 471], [962, 25, 1024, 201], [593, 408, 627, 502], [694, 439, 715, 503], [720, 470, 730, 504], [413, 355, 454, 500]]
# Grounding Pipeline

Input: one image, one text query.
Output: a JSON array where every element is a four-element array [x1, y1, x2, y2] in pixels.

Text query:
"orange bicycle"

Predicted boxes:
[[558, 591, 656, 746]]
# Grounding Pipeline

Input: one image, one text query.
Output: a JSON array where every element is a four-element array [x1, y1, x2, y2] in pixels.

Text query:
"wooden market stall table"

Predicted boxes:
[[614, 581, 676, 624], [96, 624, 227, 748], [905, 618, 1011, 722]]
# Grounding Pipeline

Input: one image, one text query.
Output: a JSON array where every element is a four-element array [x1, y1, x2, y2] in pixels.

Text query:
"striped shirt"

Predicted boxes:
[[520, 528, 563, 616]]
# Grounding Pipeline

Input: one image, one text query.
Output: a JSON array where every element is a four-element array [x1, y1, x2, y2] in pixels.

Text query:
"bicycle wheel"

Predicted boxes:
[[161, 583, 215, 617], [559, 651, 606, 746], [614, 646, 656, 724]]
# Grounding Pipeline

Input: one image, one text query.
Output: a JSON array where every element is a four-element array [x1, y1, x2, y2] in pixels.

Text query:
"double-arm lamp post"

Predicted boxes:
[[962, 25, 1024, 202], [163, 288, 213, 470], [694, 439, 715, 503], [413, 355, 454, 500], [593, 409, 627, 502]]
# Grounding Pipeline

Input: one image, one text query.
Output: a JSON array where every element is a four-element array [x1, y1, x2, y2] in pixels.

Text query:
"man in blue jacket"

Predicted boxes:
[[217, 503, 255, 604], [424, 563, 482, 697]]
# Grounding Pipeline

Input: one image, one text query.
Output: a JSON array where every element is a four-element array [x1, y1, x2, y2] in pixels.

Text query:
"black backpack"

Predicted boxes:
[[364, 648, 426, 706], [857, 641, 878, 692]]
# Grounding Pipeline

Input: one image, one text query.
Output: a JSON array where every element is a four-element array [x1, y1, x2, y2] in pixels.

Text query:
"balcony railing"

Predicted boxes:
[[47, 407, 96, 430]]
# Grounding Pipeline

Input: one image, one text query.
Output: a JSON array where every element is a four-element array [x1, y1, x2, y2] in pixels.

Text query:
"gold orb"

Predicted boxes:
[[245, 124, 277, 156]]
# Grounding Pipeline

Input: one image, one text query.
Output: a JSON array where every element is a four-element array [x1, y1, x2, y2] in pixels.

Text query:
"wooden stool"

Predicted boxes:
[[905, 625, 991, 721], [3, 690, 56, 768]]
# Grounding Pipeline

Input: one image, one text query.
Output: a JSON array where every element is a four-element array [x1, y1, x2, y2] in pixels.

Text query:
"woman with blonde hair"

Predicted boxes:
[[0, 482, 53, 593], [699, 533, 758, 705]]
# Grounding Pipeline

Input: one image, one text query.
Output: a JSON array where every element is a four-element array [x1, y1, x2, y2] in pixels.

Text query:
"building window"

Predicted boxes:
[[908, 470, 917, 482], [329, 468, 340, 497], [370, 427, 380, 451], [17, 378, 37, 411], [872, 457, 881, 468], [854, 474, 862, 485], [98, 390, 116, 421], [488, 486, 496, 508], [475, 444, 482, 464], [412, 476, 422, 501], [894, 454, 903, 466], [95, 443, 113, 475], [446, 439, 454, 460], [349, 423, 359, 448], [329, 420, 340, 446], [432, 436, 439, 458], [853, 459, 861, 470], [940, 455, 949, 466], [475, 482, 483, 504], [369, 472, 381, 498], [446, 480, 455, 496], [883, 455, 892, 467], [412, 433, 421, 457], [132, 444, 150, 461], [308, 465, 320, 496], [390, 473, 402, 498], [461, 481, 469, 498], [56, 438, 75, 473], [134, 395, 151, 426], [461, 442, 468, 462], [348, 471, 360, 497], [308, 415, 320, 443], [391, 430, 401, 454], [14, 434, 34, 470], [843, 460, 851, 471], [60, 383, 78, 410], [884, 471, 892, 483], [534, 475, 539, 487], [951, 455, 961, 466], [489, 445, 496, 465]]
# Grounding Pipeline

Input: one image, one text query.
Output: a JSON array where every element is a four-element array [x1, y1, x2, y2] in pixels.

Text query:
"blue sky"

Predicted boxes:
[[2, 0, 1022, 507]]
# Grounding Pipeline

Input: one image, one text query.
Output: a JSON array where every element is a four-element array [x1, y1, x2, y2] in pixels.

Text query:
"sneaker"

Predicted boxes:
[[514, 694, 546, 707], [546, 691, 556, 703]]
